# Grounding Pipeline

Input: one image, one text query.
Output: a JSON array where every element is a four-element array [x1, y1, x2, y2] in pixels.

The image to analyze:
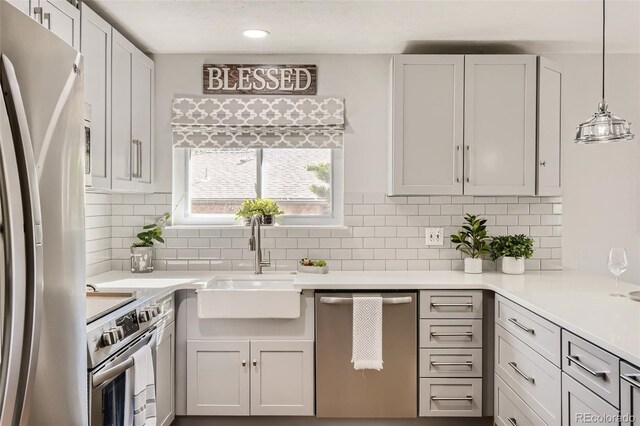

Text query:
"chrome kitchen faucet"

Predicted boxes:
[[249, 214, 271, 274]]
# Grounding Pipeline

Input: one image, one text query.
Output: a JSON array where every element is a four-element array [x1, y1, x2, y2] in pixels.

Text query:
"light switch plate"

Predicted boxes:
[[425, 227, 444, 246]]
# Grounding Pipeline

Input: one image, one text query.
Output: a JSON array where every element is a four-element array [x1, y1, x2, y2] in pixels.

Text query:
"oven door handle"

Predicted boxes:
[[92, 330, 157, 388]]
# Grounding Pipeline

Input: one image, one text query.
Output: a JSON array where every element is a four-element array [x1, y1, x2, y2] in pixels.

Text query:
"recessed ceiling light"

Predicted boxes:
[[242, 29, 270, 39]]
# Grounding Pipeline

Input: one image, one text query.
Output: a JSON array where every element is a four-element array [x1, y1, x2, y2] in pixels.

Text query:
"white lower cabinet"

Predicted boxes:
[[156, 321, 175, 426], [419, 378, 482, 417], [495, 375, 548, 426], [186, 340, 314, 416], [250, 340, 314, 416], [562, 372, 619, 426], [621, 362, 640, 426]]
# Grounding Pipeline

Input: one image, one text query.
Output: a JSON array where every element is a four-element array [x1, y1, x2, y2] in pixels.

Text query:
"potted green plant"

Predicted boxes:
[[236, 198, 284, 225], [489, 234, 534, 275], [451, 214, 491, 274], [298, 258, 329, 274], [131, 213, 170, 273]]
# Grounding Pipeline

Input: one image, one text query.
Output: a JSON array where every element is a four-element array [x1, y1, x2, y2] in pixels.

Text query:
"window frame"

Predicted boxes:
[[172, 148, 344, 227]]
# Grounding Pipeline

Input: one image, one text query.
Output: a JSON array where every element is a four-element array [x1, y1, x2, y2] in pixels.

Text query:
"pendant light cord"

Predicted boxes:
[[602, 0, 606, 101]]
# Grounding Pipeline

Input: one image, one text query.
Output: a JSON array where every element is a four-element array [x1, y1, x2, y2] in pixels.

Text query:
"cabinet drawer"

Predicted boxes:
[[419, 349, 482, 378], [495, 295, 561, 366], [495, 374, 549, 426], [495, 325, 561, 426], [621, 362, 640, 426], [420, 290, 483, 319], [419, 378, 482, 417], [420, 319, 483, 348], [562, 330, 620, 408], [562, 372, 618, 426]]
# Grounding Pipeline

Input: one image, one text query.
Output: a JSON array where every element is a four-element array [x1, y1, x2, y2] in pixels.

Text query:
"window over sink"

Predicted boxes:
[[173, 147, 343, 226]]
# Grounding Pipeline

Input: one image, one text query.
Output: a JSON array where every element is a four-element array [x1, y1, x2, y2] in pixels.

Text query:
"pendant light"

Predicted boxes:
[[575, 0, 635, 144]]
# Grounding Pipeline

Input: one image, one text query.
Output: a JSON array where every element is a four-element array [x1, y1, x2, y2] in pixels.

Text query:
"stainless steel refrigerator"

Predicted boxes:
[[0, 1, 87, 424]]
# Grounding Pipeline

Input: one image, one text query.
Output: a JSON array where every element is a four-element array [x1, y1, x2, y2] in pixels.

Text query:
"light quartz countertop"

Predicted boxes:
[[88, 269, 640, 367]]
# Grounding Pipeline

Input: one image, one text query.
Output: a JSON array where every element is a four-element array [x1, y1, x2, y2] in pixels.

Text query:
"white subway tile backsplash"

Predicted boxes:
[[85, 192, 562, 275]]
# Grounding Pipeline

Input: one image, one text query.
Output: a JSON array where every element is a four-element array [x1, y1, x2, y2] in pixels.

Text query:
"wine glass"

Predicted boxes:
[[608, 248, 628, 297]]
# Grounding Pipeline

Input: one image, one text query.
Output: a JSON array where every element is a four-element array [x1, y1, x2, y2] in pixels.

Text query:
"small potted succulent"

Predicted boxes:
[[298, 258, 329, 274], [236, 198, 284, 225], [451, 214, 491, 274], [131, 212, 170, 273], [490, 234, 534, 275]]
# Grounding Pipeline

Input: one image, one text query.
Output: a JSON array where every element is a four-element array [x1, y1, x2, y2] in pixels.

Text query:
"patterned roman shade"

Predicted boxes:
[[171, 96, 345, 149]]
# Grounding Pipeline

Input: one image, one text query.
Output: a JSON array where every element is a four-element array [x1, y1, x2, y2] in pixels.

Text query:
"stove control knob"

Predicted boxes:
[[114, 326, 125, 340], [138, 310, 151, 323], [150, 305, 160, 318], [101, 328, 120, 347]]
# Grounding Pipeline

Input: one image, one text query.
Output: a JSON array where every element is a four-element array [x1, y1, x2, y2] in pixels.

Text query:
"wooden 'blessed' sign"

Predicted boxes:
[[202, 64, 317, 95]]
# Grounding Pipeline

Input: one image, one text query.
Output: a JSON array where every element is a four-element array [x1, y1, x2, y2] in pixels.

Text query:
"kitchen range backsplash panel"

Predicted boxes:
[[86, 192, 562, 274]]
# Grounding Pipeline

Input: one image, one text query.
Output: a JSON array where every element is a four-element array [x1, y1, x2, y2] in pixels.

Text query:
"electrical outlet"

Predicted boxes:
[[425, 227, 444, 246]]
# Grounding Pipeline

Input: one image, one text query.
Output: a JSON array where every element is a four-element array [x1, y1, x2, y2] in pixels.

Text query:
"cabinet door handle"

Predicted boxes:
[[430, 331, 473, 337], [508, 418, 518, 426], [252, 359, 257, 367], [566, 355, 608, 378], [508, 317, 535, 334], [465, 145, 471, 183], [43, 12, 51, 30], [241, 360, 246, 367], [431, 395, 472, 401], [131, 140, 142, 179], [621, 374, 640, 389], [455, 145, 462, 183], [33, 6, 43, 24], [508, 361, 535, 383], [431, 302, 473, 308], [430, 361, 473, 367]]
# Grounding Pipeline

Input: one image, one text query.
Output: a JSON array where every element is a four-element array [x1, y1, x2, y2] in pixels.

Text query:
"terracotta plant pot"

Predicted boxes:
[[502, 257, 525, 275], [464, 258, 483, 274]]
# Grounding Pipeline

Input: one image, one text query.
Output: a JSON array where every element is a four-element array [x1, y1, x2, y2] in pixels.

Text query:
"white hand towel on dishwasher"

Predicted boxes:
[[127, 345, 157, 426], [351, 296, 383, 370]]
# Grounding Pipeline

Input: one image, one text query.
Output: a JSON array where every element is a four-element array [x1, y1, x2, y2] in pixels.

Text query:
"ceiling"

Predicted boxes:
[[87, 0, 640, 55]]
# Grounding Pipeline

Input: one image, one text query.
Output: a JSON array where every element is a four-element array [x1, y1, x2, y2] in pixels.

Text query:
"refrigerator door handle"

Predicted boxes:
[[0, 81, 28, 426], [1, 55, 45, 425]]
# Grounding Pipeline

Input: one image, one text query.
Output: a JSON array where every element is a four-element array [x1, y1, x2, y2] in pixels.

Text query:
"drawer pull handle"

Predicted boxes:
[[431, 361, 473, 367], [508, 418, 518, 426], [508, 318, 535, 334], [430, 332, 473, 337], [508, 362, 535, 383], [566, 355, 608, 378], [621, 374, 640, 389], [430, 303, 474, 308], [431, 395, 473, 401]]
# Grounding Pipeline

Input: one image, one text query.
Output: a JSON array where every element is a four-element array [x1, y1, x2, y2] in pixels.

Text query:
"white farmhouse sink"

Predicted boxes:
[[196, 275, 301, 319]]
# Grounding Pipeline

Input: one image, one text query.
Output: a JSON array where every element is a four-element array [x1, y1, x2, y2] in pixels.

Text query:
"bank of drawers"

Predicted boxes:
[[495, 295, 626, 426], [495, 295, 562, 426], [419, 290, 483, 417]]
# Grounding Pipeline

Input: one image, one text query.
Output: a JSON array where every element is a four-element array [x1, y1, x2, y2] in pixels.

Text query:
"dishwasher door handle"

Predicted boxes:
[[320, 296, 413, 305]]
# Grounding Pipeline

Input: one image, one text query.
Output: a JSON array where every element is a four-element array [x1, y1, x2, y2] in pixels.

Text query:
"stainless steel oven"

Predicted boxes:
[[84, 102, 92, 186], [89, 326, 158, 426]]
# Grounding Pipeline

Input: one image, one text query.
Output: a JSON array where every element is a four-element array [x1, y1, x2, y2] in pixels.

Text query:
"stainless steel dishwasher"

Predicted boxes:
[[315, 292, 417, 418]]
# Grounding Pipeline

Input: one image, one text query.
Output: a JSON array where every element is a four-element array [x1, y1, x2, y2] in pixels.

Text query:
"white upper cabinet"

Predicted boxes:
[[537, 57, 563, 196], [389, 55, 465, 196], [131, 50, 154, 192], [7, 0, 79, 49], [41, 0, 79, 49], [111, 29, 135, 191], [81, 4, 111, 189], [111, 29, 155, 193], [463, 55, 537, 196], [389, 54, 550, 197]]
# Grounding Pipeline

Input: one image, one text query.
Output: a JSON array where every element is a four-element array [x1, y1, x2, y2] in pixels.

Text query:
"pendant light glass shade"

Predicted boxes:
[[575, 101, 635, 144], [574, 0, 635, 144]]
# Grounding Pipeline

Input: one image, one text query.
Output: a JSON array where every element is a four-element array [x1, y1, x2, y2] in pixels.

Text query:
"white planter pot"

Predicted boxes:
[[464, 258, 483, 274], [131, 246, 155, 273], [502, 257, 525, 275]]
